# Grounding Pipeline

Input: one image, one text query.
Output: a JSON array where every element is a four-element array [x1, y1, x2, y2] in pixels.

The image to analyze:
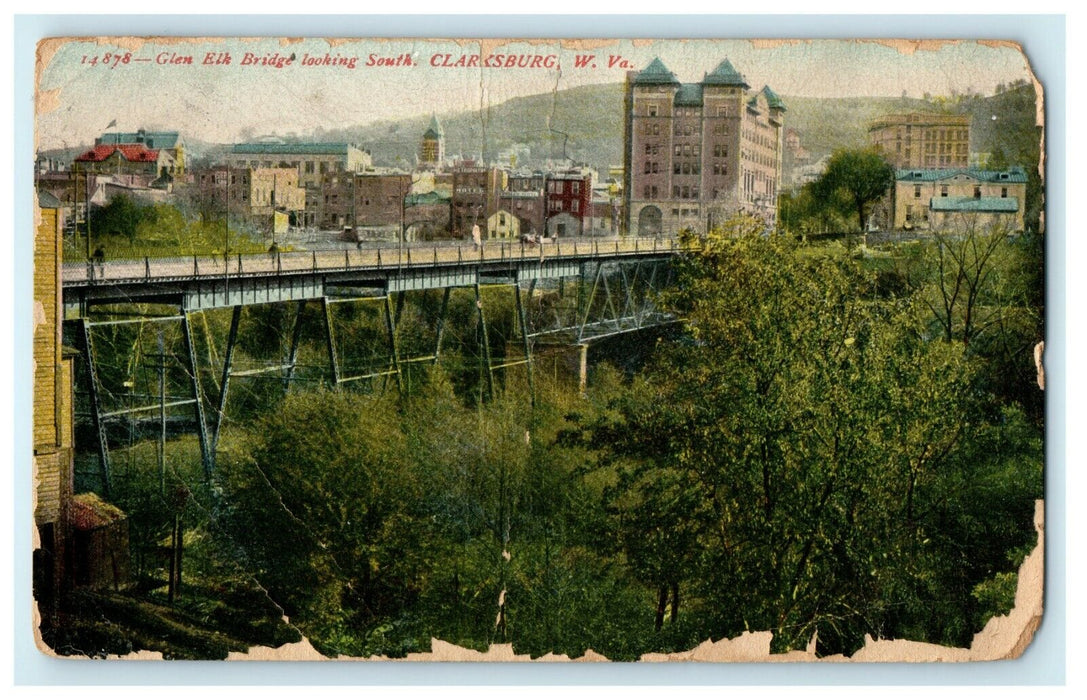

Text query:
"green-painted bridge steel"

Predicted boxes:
[[62, 236, 690, 318], [63, 237, 689, 493]]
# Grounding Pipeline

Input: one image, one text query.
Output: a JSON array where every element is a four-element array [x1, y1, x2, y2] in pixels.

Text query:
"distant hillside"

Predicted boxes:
[[316, 83, 627, 175], [781, 95, 933, 159], [41, 82, 1041, 188]]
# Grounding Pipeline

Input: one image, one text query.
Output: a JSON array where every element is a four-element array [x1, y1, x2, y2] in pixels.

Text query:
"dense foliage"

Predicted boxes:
[[59, 216, 1043, 659]]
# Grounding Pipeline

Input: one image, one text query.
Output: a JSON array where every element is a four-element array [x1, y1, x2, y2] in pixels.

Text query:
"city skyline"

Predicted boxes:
[[36, 37, 1035, 151]]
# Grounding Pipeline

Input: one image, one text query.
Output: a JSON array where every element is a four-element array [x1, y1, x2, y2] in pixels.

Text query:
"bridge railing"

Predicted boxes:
[[63, 236, 693, 285]]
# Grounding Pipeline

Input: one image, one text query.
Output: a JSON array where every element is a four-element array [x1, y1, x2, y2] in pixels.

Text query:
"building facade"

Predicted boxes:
[[545, 171, 592, 237], [73, 144, 172, 180], [97, 130, 186, 176], [893, 166, 1027, 232], [188, 166, 305, 232], [226, 142, 372, 228], [623, 58, 785, 236], [451, 163, 506, 238], [869, 113, 971, 170], [319, 171, 411, 236]]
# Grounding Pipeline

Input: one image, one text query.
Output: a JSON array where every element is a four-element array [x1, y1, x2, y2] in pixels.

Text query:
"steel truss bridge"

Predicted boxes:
[[62, 236, 691, 493]]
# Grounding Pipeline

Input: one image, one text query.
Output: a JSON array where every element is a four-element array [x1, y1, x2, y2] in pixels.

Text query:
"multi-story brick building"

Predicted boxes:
[[319, 170, 411, 236], [188, 166, 305, 233], [544, 170, 592, 237], [451, 163, 506, 238], [623, 57, 785, 236], [892, 166, 1027, 232], [869, 112, 971, 170], [226, 142, 372, 228]]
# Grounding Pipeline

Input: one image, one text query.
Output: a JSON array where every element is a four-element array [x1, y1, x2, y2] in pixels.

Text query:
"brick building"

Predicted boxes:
[[545, 171, 592, 237], [188, 166, 305, 232], [869, 113, 971, 170], [319, 171, 411, 236], [451, 163, 506, 238], [226, 142, 372, 228], [893, 166, 1027, 232], [623, 58, 785, 236]]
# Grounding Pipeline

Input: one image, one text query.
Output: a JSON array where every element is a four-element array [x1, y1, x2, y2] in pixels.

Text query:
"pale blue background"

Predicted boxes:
[[12, 13, 1067, 686]]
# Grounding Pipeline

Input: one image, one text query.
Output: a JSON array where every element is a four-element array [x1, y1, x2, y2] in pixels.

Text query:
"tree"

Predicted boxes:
[[812, 148, 895, 232], [89, 193, 149, 243], [569, 216, 1041, 655]]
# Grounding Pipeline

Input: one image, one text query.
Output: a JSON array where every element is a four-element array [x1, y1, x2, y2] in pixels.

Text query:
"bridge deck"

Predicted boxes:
[[63, 236, 688, 316]]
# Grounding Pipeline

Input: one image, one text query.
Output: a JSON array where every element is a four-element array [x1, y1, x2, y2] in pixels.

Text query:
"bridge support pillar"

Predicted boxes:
[[213, 304, 242, 452], [181, 312, 213, 479], [79, 318, 112, 496], [475, 283, 494, 400], [514, 283, 535, 408], [578, 343, 589, 396], [322, 297, 340, 388]]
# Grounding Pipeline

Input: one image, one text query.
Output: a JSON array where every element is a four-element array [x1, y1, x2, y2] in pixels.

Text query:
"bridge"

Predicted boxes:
[[62, 236, 691, 494]]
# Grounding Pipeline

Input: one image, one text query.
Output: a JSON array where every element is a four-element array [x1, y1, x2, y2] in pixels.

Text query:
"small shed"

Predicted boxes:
[[69, 492, 130, 590]]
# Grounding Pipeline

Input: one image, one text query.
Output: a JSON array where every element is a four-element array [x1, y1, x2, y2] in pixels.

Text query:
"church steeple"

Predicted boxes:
[[420, 114, 445, 167]]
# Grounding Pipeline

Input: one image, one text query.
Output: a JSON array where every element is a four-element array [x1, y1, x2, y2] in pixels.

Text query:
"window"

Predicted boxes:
[[1001, 187, 1008, 198], [940, 185, 948, 197], [674, 163, 682, 175], [651, 186, 658, 198], [651, 162, 659, 174], [645, 144, 653, 155], [644, 185, 652, 198], [914, 185, 922, 198], [673, 185, 680, 198], [644, 161, 651, 174], [674, 145, 682, 157], [648, 104, 658, 116], [572, 200, 579, 213], [652, 124, 660, 136], [974, 186, 981, 199]]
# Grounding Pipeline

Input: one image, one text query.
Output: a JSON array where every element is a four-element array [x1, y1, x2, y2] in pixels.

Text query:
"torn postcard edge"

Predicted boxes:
[[32, 35, 1046, 663]]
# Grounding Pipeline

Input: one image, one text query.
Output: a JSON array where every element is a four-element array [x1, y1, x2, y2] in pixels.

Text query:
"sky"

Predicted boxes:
[[36, 36, 1036, 151]]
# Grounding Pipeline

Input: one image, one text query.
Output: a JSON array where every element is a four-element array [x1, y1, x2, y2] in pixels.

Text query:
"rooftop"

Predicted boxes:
[[761, 85, 787, 112], [930, 196, 1020, 213], [674, 84, 704, 106], [232, 142, 357, 156], [75, 144, 160, 163], [897, 166, 1028, 183], [632, 57, 680, 85], [702, 58, 749, 88], [98, 130, 181, 149]]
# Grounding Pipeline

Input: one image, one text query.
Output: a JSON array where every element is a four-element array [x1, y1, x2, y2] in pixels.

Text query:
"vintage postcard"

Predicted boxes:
[[32, 35, 1046, 663]]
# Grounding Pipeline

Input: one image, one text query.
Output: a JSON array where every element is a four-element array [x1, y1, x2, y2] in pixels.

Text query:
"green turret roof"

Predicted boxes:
[[632, 57, 680, 85], [674, 84, 703, 106], [761, 85, 787, 111], [702, 59, 749, 88], [423, 114, 444, 139]]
